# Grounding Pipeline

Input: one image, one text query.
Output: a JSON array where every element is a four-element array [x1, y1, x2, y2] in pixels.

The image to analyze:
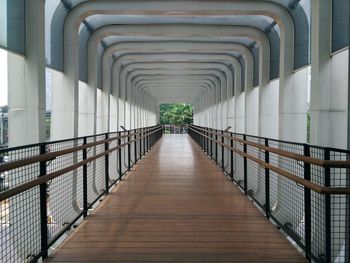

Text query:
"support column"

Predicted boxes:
[[311, 0, 348, 148], [7, 1, 46, 261], [309, 2, 348, 260], [349, 0, 350, 150], [310, 0, 331, 147], [8, 0, 46, 146]]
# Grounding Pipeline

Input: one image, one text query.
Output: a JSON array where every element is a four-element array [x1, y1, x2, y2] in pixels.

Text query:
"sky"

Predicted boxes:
[[0, 48, 53, 109], [0, 48, 8, 107]]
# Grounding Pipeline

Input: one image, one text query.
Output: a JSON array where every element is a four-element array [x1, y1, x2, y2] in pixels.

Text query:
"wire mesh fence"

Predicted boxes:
[[188, 124, 350, 263], [0, 125, 163, 263]]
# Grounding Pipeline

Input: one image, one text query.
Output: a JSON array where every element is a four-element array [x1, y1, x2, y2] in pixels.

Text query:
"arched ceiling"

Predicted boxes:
[[43, 0, 311, 106]]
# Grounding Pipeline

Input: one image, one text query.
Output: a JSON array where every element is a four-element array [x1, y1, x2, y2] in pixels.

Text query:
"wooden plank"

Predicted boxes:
[[46, 135, 306, 263]]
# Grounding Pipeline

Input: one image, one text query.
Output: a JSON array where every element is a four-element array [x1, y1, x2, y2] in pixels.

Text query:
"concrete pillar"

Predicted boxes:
[[311, 0, 348, 148], [348, 0, 350, 151], [109, 93, 118, 131], [310, 0, 331, 146], [309, 1, 347, 259], [8, 0, 46, 146], [7, 0, 45, 261]]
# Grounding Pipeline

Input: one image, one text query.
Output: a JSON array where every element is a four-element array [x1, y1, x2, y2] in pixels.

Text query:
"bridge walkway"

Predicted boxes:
[[46, 135, 305, 263]]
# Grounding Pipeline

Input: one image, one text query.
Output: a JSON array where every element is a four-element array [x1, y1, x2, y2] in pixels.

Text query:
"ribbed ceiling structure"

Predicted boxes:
[[2, 0, 349, 148], [44, 0, 309, 105]]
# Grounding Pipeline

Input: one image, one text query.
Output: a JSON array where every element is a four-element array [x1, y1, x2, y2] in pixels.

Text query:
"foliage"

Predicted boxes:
[[159, 103, 193, 125]]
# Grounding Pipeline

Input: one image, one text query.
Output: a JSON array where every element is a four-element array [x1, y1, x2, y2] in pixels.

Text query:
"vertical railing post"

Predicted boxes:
[[150, 128, 152, 148], [265, 138, 270, 218], [154, 128, 157, 145], [155, 128, 157, 144], [143, 128, 146, 154], [134, 130, 137, 164], [127, 130, 131, 170], [150, 129, 152, 149], [197, 127, 200, 148], [198, 128, 200, 144], [139, 128, 142, 159], [243, 134, 248, 194], [155, 127, 158, 143], [202, 128, 207, 152], [146, 129, 149, 151], [197, 127, 199, 144], [202, 128, 204, 150], [324, 148, 331, 263], [215, 130, 218, 164], [154, 127, 156, 146], [152, 128, 154, 147], [155, 127, 157, 145], [149, 131, 154, 148], [39, 143, 48, 259], [202, 127, 205, 151], [221, 131, 224, 171], [210, 129, 213, 159], [118, 134, 122, 180], [206, 128, 209, 154], [105, 133, 109, 194], [230, 134, 234, 181], [82, 137, 88, 218], [151, 129, 153, 147], [303, 144, 311, 261]]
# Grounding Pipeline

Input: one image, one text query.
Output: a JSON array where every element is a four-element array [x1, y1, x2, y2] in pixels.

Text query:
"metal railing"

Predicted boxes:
[[0, 125, 163, 263], [188, 124, 350, 263], [163, 124, 188, 134]]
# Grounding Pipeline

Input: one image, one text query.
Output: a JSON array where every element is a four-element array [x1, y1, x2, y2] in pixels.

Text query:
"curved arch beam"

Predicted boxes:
[[121, 63, 231, 129], [112, 50, 249, 93], [125, 66, 227, 103], [87, 25, 269, 92], [88, 26, 266, 133], [119, 68, 223, 128], [84, 25, 265, 135], [121, 62, 233, 102], [60, 1, 293, 138], [133, 75, 216, 107], [67, 0, 293, 82], [124, 58, 238, 130], [115, 53, 241, 97]]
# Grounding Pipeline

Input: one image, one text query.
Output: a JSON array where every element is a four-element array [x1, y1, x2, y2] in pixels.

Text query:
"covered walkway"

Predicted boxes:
[[0, 1, 350, 262], [46, 135, 305, 262]]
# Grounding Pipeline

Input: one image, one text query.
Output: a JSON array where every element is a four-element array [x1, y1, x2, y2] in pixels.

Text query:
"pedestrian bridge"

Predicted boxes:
[[0, 125, 349, 263], [45, 134, 306, 263], [1, 1, 350, 262]]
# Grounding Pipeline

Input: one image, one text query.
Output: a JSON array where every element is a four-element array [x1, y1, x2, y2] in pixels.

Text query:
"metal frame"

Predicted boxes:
[[188, 124, 350, 263], [0, 125, 163, 262]]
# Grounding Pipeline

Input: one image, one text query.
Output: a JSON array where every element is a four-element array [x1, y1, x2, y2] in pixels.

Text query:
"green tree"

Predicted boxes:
[[159, 103, 193, 125]]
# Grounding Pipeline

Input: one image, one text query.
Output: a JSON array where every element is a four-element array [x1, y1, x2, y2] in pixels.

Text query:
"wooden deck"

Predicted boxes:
[[46, 135, 306, 263]]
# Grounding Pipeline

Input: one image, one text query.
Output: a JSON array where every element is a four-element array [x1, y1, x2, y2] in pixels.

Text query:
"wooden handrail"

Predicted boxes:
[[188, 126, 350, 195], [189, 125, 350, 168], [0, 126, 163, 202], [0, 126, 160, 173]]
